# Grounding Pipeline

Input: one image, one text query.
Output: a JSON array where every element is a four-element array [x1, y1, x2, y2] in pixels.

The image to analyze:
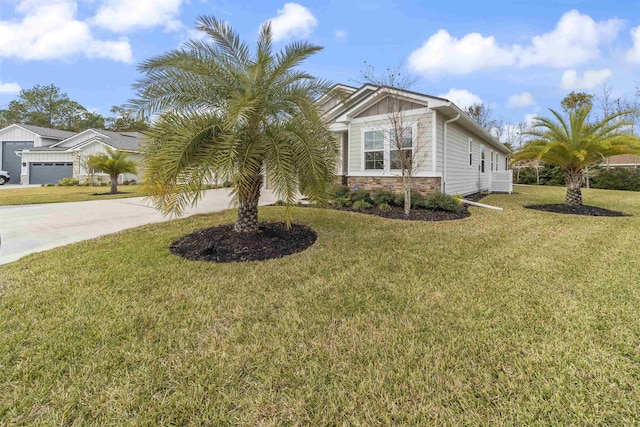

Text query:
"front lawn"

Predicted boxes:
[[1, 185, 640, 424], [0, 185, 145, 206]]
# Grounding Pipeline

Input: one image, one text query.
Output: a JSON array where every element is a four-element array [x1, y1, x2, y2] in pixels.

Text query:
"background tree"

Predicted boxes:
[[106, 105, 149, 131], [134, 17, 337, 233], [466, 103, 500, 132], [87, 147, 137, 194], [512, 106, 640, 206], [0, 84, 105, 131], [359, 62, 419, 216], [560, 91, 594, 113]]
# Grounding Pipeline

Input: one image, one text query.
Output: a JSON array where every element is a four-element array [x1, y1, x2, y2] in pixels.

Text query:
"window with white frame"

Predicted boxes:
[[468, 139, 473, 166], [505, 157, 508, 170], [481, 145, 486, 173], [363, 125, 415, 172], [390, 127, 413, 170], [495, 153, 500, 171], [490, 150, 494, 171], [364, 130, 385, 170]]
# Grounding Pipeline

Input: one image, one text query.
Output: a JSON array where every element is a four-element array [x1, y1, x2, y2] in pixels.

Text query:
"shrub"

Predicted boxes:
[[515, 164, 565, 186], [592, 167, 640, 191], [333, 197, 351, 208], [123, 179, 130, 185], [99, 182, 108, 187], [274, 199, 286, 206], [129, 179, 137, 185], [352, 200, 372, 210], [46, 183, 55, 187], [378, 203, 391, 212], [394, 191, 427, 208], [424, 192, 461, 212], [58, 177, 79, 186], [350, 189, 372, 204], [332, 185, 352, 199], [372, 190, 395, 206]]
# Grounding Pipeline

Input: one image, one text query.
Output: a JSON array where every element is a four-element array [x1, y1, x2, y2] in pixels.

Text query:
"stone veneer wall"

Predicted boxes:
[[346, 176, 441, 196]]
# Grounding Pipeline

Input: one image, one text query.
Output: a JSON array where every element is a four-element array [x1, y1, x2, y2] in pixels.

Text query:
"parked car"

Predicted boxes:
[[0, 170, 10, 185]]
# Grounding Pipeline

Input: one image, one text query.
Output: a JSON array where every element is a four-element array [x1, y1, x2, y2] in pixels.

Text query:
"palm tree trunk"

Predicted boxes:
[[564, 171, 583, 206], [234, 174, 263, 233], [110, 175, 118, 194]]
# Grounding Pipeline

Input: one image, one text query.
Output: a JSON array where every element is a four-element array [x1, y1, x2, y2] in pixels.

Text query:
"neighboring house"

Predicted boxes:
[[320, 84, 512, 196], [0, 124, 143, 184], [605, 154, 640, 168]]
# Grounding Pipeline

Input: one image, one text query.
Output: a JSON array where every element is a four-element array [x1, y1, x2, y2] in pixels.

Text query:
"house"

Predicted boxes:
[[0, 124, 143, 184], [605, 154, 640, 168], [320, 84, 512, 196]]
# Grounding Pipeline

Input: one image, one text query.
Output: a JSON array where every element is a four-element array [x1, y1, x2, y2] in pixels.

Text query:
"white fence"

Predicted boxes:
[[491, 170, 513, 193]]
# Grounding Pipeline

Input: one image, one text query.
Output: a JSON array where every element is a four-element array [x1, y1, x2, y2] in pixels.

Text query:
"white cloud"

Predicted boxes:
[[561, 68, 612, 90], [334, 29, 347, 41], [626, 25, 640, 63], [91, 0, 184, 33], [408, 10, 623, 76], [0, 0, 133, 63], [265, 3, 317, 42], [524, 113, 537, 126], [0, 81, 21, 94], [507, 92, 536, 108], [408, 30, 519, 75], [438, 88, 483, 110], [519, 10, 622, 68]]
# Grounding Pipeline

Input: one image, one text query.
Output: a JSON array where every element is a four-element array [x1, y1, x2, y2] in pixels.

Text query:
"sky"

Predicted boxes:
[[0, 0, 639, 129]]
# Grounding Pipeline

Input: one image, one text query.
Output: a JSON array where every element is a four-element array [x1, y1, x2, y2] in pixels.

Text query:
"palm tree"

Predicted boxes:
[[512, 106, 640, 206], [132, 17, 338, 233], [87, 147, 138, 194]]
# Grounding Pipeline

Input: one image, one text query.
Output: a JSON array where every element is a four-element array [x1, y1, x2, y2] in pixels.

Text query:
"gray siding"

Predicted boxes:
[[354, 98, 424, 119], [443, 120, 492, 195]]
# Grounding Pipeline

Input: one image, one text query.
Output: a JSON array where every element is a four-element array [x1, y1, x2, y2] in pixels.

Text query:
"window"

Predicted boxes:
[[364, 130, 385, 170], [468, 139, 473, 166], [490, 151, 494, 171], [363, 125, 415, 171], [390, 127, 413, 170], [481, 145, 486, 173], [505, 157, 509, 170]]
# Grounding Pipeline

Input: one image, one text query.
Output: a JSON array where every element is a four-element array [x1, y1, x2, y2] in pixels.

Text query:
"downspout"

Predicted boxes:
[[442, 113, 461, 194]]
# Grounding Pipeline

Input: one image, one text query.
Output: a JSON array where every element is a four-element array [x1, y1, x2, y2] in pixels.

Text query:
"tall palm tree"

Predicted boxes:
[[132, 17, 338, 233], [512, 106, 640, 206], [87, 147, 137, 194]]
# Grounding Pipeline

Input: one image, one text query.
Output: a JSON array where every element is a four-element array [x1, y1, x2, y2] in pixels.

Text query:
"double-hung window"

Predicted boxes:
[[364, 130, 385, 170], [468, 139, 473, 166], [390, 127, 413, 170], [481, 145, 486, 173], [490, 150, 495, 171]]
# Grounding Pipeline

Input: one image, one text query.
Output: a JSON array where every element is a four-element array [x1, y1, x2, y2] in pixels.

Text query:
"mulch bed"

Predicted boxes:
[[92, 191, 131, 196], [525, 204, 631, 217], [332, 205, 470, 221], [170, 222, 317, 263]]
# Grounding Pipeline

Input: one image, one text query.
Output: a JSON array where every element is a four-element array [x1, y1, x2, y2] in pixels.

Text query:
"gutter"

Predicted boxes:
[[442, 112, 461, 194]]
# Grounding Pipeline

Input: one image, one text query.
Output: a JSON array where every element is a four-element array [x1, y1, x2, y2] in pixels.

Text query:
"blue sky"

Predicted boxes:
[[1, 0, 639, 129]]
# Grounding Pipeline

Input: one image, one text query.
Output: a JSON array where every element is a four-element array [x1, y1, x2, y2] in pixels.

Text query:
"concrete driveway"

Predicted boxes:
[[0, 188, 278, 265]]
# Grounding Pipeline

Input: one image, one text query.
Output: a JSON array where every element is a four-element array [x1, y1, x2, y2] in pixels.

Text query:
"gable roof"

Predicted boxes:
[[80, 129, 142, 152], [324, 84, 511, 154], [17, 124, 77, 140]]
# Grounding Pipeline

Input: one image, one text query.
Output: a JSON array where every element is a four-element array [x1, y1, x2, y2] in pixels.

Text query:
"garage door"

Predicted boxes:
[[2, 141, 34, 183], [29, 163, 73, 184]]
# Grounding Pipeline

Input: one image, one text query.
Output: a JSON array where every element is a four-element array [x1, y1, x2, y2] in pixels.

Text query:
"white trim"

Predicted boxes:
[[49, 128, 105, 148], [360, 121, 419, 173], [348, 171, 442, 178], [329, 123, 348, 132], [341, 106, 431, 125], [431, 109, 437, 173], [1, 124, 39, 138], [347, 123, 351, 174], [601, 163, 639, 167]]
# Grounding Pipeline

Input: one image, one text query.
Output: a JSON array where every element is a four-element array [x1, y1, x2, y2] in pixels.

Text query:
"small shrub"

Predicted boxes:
[[333, 197, 351, 208], [424, 192, 461, 212], [332, 185, 352, 199], [378, 203, 391, 212], [81, 181, 90, 186], [352, 200, 372, 210], [58, 177, 79, 186], [123, 179, 130, 185], [394, 191, 427, 208], [129, 179, 137, 185], [46, 183, 55, 187], [100, 182, 108, 187], [372, 190, 395, 206], [350, 189, 372, 204], [274, 199, 286, 206]]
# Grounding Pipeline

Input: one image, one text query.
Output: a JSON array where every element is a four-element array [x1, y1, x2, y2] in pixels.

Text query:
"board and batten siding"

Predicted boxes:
[[441, 116, 493, 196], [348, 109, 434, 176], [77, 141, 142, 182]]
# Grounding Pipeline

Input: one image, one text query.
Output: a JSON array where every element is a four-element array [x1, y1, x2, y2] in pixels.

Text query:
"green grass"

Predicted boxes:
[[0, 185, 145, 206], [1, 185, 640, 425]]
